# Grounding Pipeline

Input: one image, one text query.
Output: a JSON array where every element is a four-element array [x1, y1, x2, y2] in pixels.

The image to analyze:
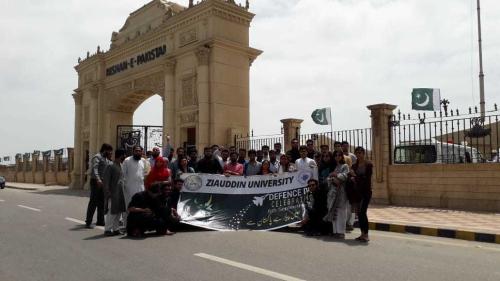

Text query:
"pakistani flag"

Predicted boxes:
[[311, 107, 332, 125], [412, 88, 441, 111]]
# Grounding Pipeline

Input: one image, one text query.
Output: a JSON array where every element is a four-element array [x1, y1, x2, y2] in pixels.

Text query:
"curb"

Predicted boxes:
[[368, 222, 500, 244], [5, 185, 39, 191]]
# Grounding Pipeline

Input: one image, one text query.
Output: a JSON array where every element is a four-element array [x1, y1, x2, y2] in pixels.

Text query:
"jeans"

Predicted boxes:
[[85, 179, 105, 225], [358, 191, 372, 235]]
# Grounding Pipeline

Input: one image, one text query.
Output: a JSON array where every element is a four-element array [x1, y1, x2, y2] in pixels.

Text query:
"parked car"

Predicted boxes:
[[0, 176, 5, 189], [394, 140, 485, 164]]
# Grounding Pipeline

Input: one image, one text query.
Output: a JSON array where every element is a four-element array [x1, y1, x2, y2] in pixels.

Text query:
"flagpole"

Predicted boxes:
[[476, 0, 486, 120]]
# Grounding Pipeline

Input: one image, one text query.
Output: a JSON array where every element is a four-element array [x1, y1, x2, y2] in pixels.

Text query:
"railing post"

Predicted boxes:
[[280, 119, 303, 152], [367, 103, 397, 205]]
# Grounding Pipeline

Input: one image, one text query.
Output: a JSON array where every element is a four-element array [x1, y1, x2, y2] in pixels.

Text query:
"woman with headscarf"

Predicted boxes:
[[323, 150, 350, 239], [145, 157, 171, 190]]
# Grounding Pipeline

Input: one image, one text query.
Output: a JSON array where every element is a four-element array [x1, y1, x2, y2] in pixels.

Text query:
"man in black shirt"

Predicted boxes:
[[301, 179, 330, 235], [286, 138, 301, 163], [127, 183, 171, 237], [196, 147, 223, 174]]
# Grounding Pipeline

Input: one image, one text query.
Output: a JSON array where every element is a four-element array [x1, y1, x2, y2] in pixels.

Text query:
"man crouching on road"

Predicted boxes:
[[126, 182, 180, 237]]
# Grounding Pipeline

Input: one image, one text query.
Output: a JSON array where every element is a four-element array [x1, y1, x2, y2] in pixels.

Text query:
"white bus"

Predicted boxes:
[[394, 140, 485, 164]]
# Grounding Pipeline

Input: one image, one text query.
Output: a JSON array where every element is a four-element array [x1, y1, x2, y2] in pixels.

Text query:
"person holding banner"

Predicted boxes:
[[302, 179, 330, 236], [224, 152, 244, 176], [323, 151, 350, 239], [277, 154, 296, 174]]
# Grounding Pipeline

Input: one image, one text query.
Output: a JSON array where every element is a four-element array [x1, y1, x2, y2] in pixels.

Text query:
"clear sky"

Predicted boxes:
[[1, 0, 499, 161]]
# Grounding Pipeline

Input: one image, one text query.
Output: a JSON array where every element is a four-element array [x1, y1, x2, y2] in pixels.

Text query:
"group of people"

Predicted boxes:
[[84, 138, 373, 242], [85, 144, 182, 237]]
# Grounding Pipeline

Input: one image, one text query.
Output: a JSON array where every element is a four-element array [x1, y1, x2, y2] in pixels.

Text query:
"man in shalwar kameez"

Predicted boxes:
[[122, 145, 148, 227], [103, 149, 127, 236]]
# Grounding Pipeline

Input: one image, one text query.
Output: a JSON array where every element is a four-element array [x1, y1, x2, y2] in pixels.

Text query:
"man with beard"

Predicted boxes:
[[127, 183, 177, 237], [122, 145, 148, 227], [85, 143, 113, 228], [103, 149, 127, 236], [224, 151, 244, 176], [196, 147, 223, 174]]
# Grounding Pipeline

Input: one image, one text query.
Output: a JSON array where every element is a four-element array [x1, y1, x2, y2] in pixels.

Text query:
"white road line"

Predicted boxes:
[[17, 205, 41, 212], [194, 253, 306, 281], [65, 217, 105, 230], [0, 199, 5, 202]]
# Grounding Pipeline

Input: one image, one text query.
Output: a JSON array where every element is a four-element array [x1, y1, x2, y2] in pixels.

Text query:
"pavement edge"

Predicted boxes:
[[368, 222, 499, 244]]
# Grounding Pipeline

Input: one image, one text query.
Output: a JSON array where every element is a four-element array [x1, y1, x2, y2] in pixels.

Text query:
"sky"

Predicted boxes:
[[1, 0, 499, 162]]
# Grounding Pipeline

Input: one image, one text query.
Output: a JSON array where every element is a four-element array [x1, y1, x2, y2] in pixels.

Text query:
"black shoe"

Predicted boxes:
[[104, 230, 115, 236], [96, 222, 105, 226], [112, 230, 124, 236], [85, 224, 93, 229]]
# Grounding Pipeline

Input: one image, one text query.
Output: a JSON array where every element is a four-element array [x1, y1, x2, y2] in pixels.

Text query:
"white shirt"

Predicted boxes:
[[295, 157, 318, 180], [122, 156, 147, 206]]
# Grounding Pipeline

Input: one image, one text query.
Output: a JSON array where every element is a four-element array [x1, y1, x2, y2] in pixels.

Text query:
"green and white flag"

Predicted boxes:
[[411, 88, 441, 111], [311, 107, 332, 125]]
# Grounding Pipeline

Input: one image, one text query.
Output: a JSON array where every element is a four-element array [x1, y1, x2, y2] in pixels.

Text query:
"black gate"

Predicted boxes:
[[116, 125, 163, 155]]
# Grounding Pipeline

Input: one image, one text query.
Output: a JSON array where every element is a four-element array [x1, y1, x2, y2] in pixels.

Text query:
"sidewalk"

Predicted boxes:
[[6, 182, 68, 190], [368, 205, 500, 244]]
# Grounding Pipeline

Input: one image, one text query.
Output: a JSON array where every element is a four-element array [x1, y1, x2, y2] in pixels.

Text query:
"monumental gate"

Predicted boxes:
[[71, 0, 262, 188]]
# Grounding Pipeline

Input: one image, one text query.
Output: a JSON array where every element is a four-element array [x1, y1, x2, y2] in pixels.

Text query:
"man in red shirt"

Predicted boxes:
[[223, 152, 244, 176]]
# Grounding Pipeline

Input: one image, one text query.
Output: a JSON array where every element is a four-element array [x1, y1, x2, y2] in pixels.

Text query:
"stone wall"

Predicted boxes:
[[388, 163, 500, 212]]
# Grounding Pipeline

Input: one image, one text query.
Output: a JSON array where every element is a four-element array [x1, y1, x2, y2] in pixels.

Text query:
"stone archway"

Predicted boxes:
[[71, 0, 262, 189]]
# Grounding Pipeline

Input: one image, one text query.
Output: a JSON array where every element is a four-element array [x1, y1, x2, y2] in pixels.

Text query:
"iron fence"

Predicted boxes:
[[390, 112, 500, 164], [234, 134, 284, 151], [116, 125, 163, 155], [235, 128, 373, 160]]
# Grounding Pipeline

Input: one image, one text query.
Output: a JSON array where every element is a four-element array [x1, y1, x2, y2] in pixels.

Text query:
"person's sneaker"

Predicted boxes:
[[85, 224, 93, 229], [96, 222, 105, 226], [112, 230, 124, 236], [104, 230, 116, 236]]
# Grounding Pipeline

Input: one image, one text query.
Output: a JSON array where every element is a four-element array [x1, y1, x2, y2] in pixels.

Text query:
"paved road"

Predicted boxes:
[[0, 187, 499, 281]]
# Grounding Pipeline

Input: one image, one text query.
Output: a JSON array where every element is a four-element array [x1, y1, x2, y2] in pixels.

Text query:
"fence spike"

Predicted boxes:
[[475, 106, 478, 113], [434, 111, 437, 118], [469, 107, 472, 114], [451, 110, 454, 116], [456, 109, 459, 116], [495, 103, 498, 111], [407, 114, 411, 120], [397, 110, 401, 120]]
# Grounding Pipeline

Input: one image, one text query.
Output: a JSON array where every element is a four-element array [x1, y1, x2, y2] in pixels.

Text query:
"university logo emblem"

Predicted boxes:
[[184, 175, 203, 191], [297, 171, 312, 184]]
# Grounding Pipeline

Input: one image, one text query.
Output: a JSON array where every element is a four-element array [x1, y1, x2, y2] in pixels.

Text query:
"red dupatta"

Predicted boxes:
[[145, 157, 171, 189]]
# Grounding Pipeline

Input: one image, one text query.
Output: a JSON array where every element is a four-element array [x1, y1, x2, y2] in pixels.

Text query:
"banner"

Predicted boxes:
[[178, 172, 313, 231]]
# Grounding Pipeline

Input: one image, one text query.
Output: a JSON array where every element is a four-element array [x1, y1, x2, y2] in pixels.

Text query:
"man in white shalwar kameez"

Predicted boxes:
[[122, 145, 148, 227], [295, 146, 318, 181]]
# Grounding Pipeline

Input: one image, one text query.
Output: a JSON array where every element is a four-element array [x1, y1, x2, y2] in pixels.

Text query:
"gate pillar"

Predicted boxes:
[[367, 103, 397, 204], [280, 119, 303, 152]]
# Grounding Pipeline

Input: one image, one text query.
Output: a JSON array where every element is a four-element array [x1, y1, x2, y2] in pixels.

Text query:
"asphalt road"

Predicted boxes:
[[0, 187, 499, 281]]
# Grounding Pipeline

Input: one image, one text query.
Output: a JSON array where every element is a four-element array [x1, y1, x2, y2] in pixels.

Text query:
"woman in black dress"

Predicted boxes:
[[351, 147, 373, 242]]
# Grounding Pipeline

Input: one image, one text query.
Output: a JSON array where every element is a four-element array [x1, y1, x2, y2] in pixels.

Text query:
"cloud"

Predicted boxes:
[[1, 0, 499, 158]]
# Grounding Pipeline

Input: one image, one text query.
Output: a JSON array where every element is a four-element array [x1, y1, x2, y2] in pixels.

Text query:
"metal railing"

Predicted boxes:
[[390, 112, 500, 164]]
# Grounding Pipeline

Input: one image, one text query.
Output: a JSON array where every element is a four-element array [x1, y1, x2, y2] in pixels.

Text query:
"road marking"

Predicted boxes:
[[65, 217, 105, 230], [194, 253, 306, 281], [0, 199, 5, 202], [17, 205, 41, 212], [372, 231, 500, 252]]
